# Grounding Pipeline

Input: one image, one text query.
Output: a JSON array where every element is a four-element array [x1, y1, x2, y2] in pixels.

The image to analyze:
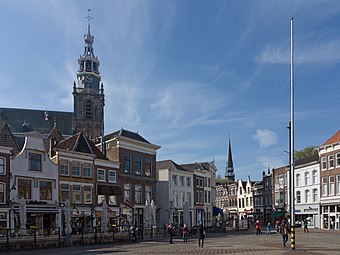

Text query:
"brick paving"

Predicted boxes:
[[5, 228, 340, 255]]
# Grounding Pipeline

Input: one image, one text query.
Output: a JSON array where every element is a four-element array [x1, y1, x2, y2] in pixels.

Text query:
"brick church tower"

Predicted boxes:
[[73, 14, 104, 139]]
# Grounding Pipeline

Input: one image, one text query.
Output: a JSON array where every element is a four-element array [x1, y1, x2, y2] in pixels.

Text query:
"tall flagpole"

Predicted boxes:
[[290, 16, 296, 250]]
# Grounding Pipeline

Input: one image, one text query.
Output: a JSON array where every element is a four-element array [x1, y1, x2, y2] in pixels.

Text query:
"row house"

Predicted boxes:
[[0, 122, 20, 228], [272, 165, 289, 217], [215, 180, 238, 222], [181, 162, 217, 226], [319, 130, 340, 230], [237, 177, 255, 221], [50, 131, 120, 232], [156, 160, 194, 227], [294, 155, 320, 228], [9, 131, 59, 232], [253, 170, 272, 224], [100, 128, 160, 226]]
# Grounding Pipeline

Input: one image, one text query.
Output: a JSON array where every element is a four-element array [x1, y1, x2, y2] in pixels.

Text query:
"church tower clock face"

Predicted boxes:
[[73, 10, 104, 140]]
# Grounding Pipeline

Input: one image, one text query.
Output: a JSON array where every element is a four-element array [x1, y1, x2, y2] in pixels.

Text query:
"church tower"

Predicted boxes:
[[73, 11, 104, 139], [225, 133, 235, 183]]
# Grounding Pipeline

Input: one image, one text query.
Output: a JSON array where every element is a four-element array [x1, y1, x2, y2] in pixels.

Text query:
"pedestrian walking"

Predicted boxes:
[[330, 220, 335, 230], [280, 219, 289, 247], [130, 225, 137, 243], [198, 224, 205, 247], [303, 219, 309, 233], [265, 222, 271, 235], [275, 220, 280, 233], [167, 223, 174, 244], [182, 224, 189, 243], [255, 220, 262, 235]]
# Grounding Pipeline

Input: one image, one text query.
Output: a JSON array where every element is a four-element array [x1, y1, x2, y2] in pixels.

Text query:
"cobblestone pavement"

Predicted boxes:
[[5, 228, 340, 255]]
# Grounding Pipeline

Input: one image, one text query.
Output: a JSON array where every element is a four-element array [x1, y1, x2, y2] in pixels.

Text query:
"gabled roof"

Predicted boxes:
[[0, 122, 20, 154], [322, 130, 340, 147], [295, 154, 319, 167], [103, 128, 150, 144], [43, 123, 64, 154], [181, 162, 211, 172], [156, 160, 187, 172], [56, 132, 108, 160], [0, 107, 73, 136]]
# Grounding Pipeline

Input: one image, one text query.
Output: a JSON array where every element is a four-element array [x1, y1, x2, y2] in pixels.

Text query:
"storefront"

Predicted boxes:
[[321, 204, 339, 230]]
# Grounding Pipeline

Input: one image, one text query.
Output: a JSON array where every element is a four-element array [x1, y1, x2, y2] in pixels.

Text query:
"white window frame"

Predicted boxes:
[[337, 153, 340, 168], [108, 170, 117, 183], [84, 186, 92, 204], [60, 183, 70, 202], [97, 169, 105, 182], [312, 170, 317, 184], [60, 160, 69, 176], [296, 191, 301, 203], [0, 157, 5, 175], [305, 189, 310, 203], [337, 174, 340, 195], [0, 182, 5, 204], [83, 163, 92, 179], [135, 185, 142, 204], [312, 188, 318, 202], [296, 173, 301, 187], [322, 177, 327, 196], [329, 155, 334, 169], [179, 176, 185, 186], [172, 175, 178, 185], [329, 176, 335, 195], [305, 172, 310, 186], [72, 161, 81, 177], [72, 185, 81, 203], [321, 157, 327, 170]]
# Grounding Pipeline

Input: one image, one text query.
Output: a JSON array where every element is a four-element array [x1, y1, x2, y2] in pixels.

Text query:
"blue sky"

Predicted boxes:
[[1, 0, 340, 181]]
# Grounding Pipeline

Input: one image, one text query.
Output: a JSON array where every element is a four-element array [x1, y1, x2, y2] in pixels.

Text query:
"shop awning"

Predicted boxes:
[[98, 185, 122, 195], [213, 206, 223, 216]]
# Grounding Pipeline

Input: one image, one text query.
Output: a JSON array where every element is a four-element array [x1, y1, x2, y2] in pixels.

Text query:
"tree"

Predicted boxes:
[[294, 146, 318, 160]]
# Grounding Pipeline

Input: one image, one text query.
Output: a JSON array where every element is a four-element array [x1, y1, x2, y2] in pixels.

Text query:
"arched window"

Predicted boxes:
[[85, 100, 92, 119]]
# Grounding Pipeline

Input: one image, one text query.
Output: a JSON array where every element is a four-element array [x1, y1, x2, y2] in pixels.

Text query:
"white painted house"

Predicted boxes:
[[10, 131, 59, 232], [156, 160, 194, 227]]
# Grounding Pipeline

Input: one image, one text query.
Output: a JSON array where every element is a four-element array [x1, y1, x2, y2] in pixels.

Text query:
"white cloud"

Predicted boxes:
[[253, 129, 278, 148], [255, 38, 340, 64]]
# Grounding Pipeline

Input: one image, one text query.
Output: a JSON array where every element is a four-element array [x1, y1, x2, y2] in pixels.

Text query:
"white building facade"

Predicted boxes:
[[294, 155, 320, 228], [10, 131, 59, 232]]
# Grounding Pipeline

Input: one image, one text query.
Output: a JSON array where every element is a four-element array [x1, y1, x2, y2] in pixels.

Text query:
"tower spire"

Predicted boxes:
[[225, 132, 235, 182]]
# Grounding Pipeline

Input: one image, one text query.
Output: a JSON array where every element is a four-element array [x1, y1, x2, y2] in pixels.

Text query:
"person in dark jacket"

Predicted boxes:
[[198, 224, 205, 247], [167, 223, 174, 244]]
